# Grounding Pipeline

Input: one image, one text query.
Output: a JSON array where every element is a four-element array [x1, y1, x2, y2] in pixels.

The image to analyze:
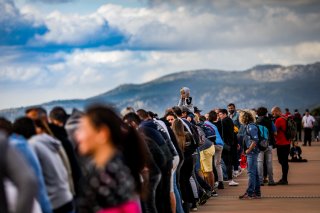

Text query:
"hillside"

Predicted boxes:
[[1, 62, 320, 120]]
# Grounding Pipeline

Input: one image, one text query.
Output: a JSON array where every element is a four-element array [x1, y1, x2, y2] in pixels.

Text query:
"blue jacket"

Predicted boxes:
[[244, 124, 260, 154], [9, 134, 52, 213], [204, 121, 224, 146]]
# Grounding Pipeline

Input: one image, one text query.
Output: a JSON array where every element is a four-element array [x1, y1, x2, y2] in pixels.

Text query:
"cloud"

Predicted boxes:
[[0, 0, 47, 45], [3, 1, 320, 51], [28, 0, 74, 3], [32, 11, 127, 48], [94, 3, 320, 50]]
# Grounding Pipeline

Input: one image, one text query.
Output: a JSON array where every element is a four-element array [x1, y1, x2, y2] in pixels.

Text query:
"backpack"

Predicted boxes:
[[247, 124, 269, 151], [282, 116, 297, 141], [196, 123, 216, 143]]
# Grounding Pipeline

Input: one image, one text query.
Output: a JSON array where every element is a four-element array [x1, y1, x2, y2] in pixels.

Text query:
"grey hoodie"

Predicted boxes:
[[29, 133, 73, 210]]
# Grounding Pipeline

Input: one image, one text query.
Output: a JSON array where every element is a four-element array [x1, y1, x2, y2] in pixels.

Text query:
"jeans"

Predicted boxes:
[[246, 153, 260, 197], [144, 173, 161, 213], [295, 128, 302, 141], [277, 144, 290, 182], [258, 146, 274, 184], [174, 173, 184, 213], [214, 145, 223, 182], [222, 149, 233, 180], [304, 128, 312, 146]]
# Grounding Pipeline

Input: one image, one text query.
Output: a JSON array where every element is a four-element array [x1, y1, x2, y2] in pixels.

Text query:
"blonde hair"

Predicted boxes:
[[194, 114, 200, 124], [239, 110, 256, 125]]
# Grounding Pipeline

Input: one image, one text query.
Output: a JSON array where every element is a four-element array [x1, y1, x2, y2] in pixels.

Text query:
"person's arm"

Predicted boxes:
[[245, 141, 256, 154], [5, 145, 38, 213], [178, 97, 184, 106]]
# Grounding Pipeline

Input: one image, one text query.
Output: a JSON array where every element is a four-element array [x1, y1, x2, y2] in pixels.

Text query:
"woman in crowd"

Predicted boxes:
[[171, 119, 197, 213], [27, 119, 75, 213], [238, 111, 261, 200], [76, 105, 148, 213]]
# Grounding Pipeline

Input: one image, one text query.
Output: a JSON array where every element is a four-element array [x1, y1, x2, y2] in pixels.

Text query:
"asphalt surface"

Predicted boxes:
[[197, 141, 320, 213]]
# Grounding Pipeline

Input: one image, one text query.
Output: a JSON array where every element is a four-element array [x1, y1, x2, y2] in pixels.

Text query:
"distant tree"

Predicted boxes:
[[311, 106, 320, 116]]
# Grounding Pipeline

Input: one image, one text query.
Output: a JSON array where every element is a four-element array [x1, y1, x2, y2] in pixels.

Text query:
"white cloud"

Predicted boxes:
[[0, 66, 41, 81], [14, 2, 319, 50]]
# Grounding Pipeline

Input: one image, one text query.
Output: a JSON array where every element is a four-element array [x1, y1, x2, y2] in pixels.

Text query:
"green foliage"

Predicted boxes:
[[311, 106, 320, 116]]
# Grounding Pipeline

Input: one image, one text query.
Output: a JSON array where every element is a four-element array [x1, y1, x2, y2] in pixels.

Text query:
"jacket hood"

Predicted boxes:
[[29, 133, 61, 152]]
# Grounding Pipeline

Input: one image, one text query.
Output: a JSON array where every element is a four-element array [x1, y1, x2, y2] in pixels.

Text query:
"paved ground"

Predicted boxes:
[[198, 141, 320, 213]]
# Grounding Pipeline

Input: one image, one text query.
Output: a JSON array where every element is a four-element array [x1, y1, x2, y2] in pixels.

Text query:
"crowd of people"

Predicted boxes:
[[0, 87, 319, 213]]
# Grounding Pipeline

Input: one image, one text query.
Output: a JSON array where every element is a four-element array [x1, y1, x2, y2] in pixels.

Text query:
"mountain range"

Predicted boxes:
[[1, 62, 320, 121]]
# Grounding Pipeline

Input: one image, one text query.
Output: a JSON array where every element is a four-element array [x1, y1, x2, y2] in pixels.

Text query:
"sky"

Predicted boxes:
[[1, 0, 320, 109]]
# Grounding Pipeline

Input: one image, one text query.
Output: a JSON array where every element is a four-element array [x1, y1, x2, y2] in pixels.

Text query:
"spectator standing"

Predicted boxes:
[[238, 111, 261, 200], [302, 109, 315, 146], [293, 109, 302, 141], [271, 107, 291, 185]]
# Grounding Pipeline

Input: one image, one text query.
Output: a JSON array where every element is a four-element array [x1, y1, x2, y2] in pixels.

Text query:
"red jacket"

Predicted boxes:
[[274, 116, 291, 146]]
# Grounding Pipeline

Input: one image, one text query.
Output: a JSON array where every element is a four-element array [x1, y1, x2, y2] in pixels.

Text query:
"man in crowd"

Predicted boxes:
[[271, 106, 291, 185], [302, 109, 315, 146]]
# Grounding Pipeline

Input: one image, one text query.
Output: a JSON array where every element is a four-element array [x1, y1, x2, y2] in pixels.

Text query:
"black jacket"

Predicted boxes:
[[215, 117, 234, 146]]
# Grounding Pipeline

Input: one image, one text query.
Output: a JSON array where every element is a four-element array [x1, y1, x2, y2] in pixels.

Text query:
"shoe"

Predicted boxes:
[[263, 178, 268, 184], [268, 182, 277, 186], [191, 202, 198, 211], [303, 144, 306, 146], [198, 192, 210, 205], [239, 193, 253, 200], [277, 179, 288, 185], [253, 194, 262, 199], [260, 183, 264, 186], [211, 190, 218, 197], [233, 170, 241, 178], [218, 181, 224, 189], [229, 180, 239, 186], [214, 181, 219, 189]]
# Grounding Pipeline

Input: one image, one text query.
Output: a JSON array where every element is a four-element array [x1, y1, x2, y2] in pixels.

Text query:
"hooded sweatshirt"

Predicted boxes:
[[29, 133, 73, 210]]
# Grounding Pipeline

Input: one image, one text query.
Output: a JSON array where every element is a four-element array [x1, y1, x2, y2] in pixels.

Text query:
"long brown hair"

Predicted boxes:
[[34, 119, 54, 136], [172, 119, 186, 151], [85, 104, 149, 194]]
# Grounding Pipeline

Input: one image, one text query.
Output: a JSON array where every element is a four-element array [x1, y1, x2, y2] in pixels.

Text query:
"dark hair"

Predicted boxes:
[[85, 105, 148, 194], [208, 110, 217, 122], [13, 117, 36, 139], [285, 108, 289, 112], [219, 109, 228, 115], [49, 106, 69, 125], [199, 115, 206, 122], [227, 103, 235, 108], [148, 111, 158, 119], [257, 107, 268, 117], [123, 112, 142, 125], [33, 119, 54, 136], [172, 106, 182, 117], [165, 111, 177, 119], [136, 109, 149, 121], [0, 117, 13, 136]]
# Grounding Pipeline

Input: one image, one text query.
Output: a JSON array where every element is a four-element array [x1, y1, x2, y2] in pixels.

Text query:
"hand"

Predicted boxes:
[[237, 144, 240, 150], [245, 150, 250, 154]]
